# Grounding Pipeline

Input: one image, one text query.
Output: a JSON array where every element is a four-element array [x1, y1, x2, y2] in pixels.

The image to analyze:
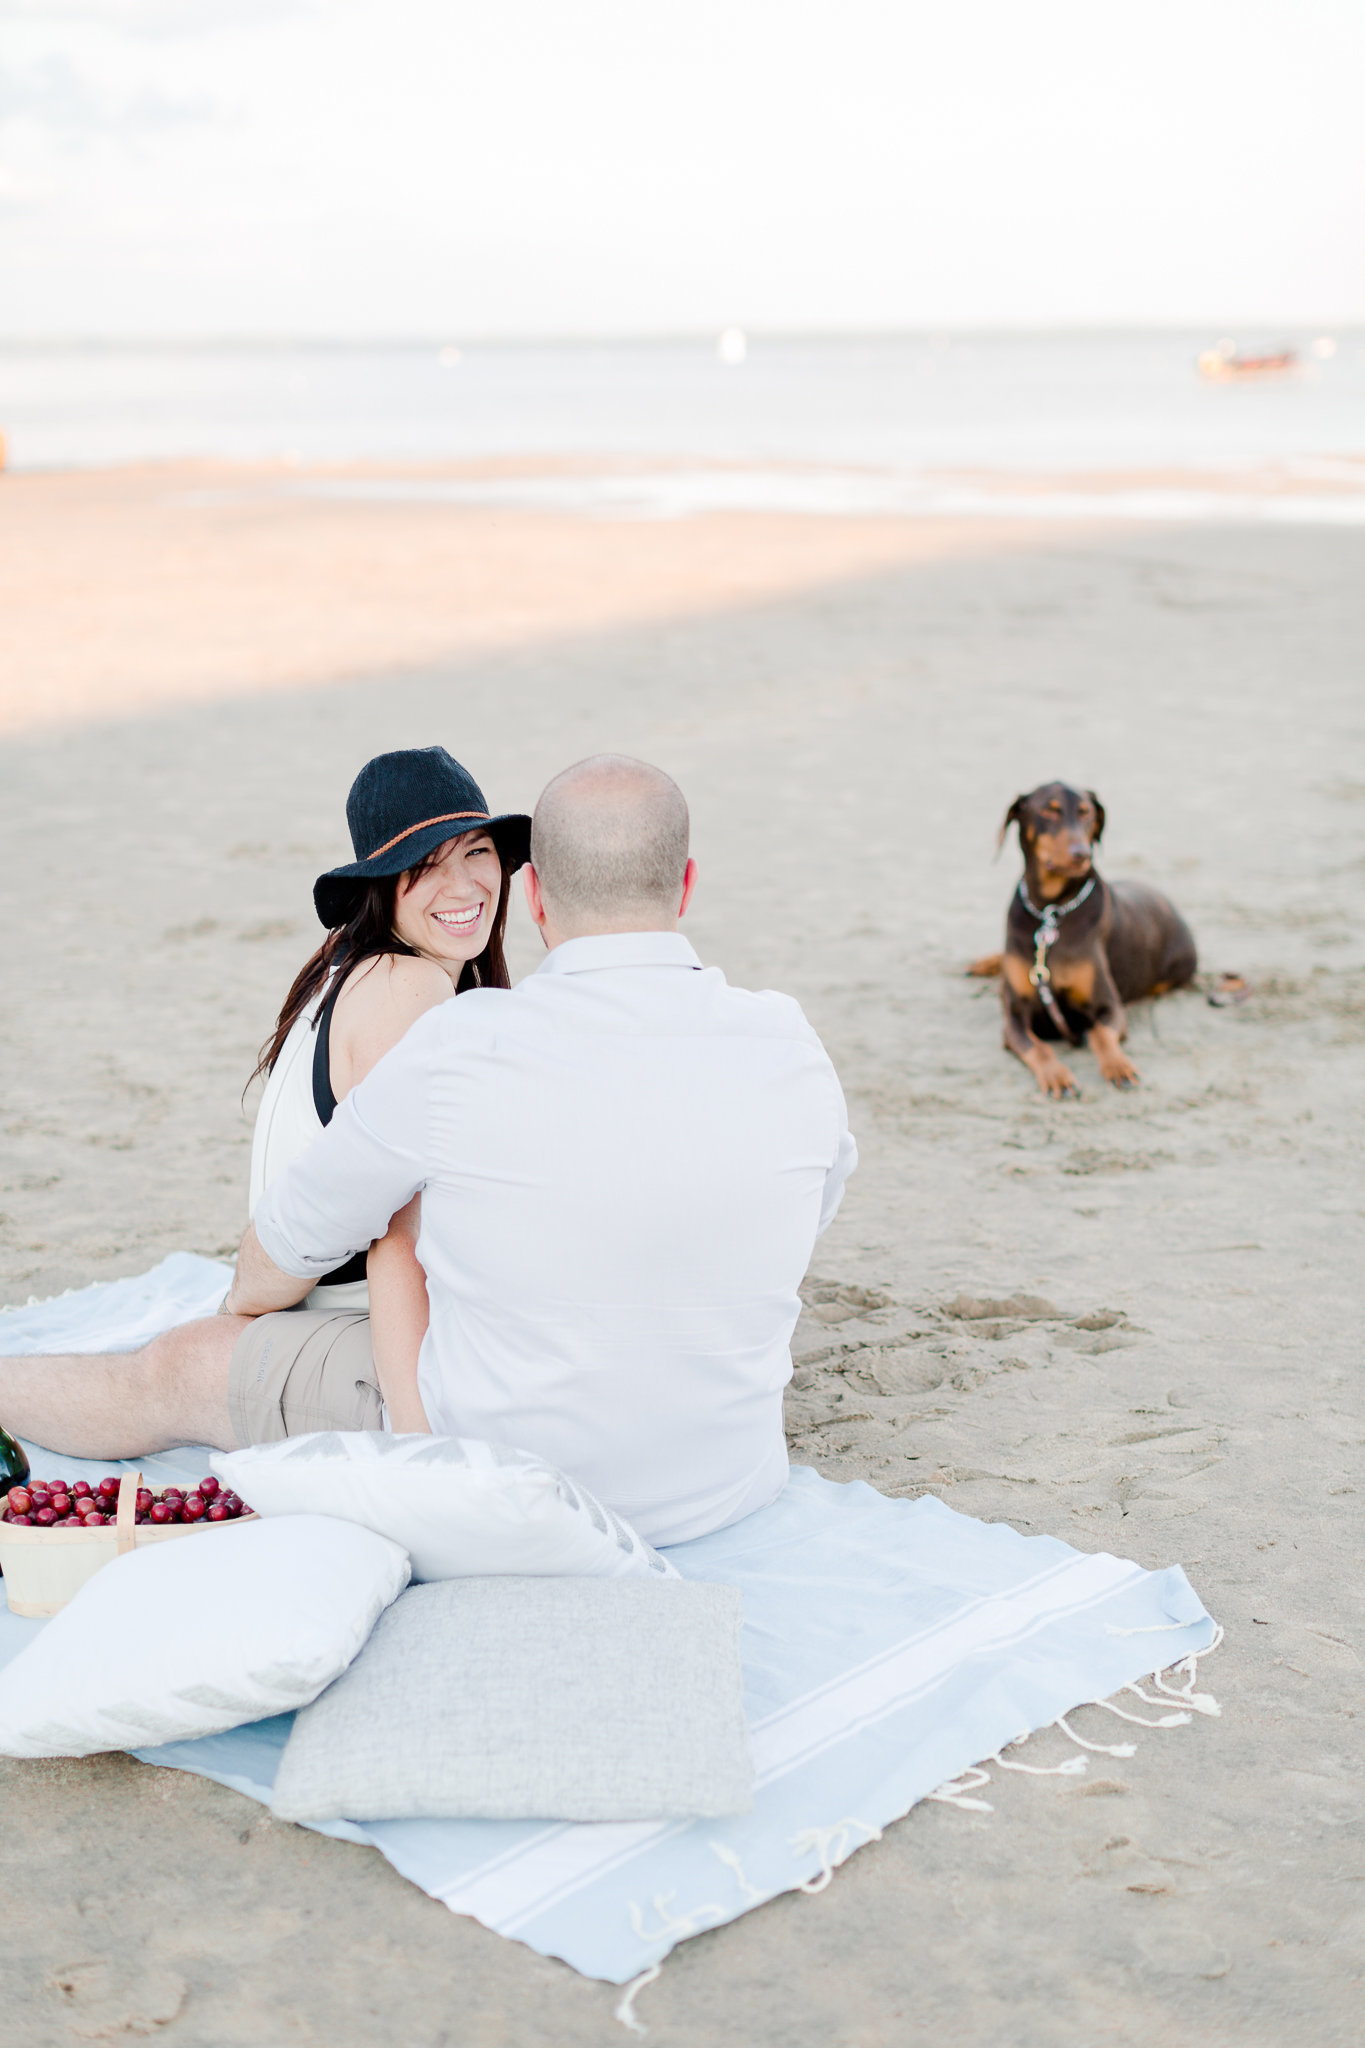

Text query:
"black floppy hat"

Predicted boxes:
[[313, 747, 532, 929]]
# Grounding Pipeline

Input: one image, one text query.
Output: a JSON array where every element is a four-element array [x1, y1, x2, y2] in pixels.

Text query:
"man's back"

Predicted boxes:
[[259, 931, 855, 1543]]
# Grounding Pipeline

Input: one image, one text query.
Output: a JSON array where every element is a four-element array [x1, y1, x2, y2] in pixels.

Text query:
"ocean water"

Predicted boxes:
[[4, 333, 1365, 518]]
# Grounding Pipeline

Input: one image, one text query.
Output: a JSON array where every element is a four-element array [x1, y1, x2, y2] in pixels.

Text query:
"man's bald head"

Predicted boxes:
[[530, 756, 690, 934]]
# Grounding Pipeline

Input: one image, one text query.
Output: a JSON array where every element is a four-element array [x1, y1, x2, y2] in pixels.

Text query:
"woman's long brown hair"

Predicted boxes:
[[251, 841, 511, 1086]]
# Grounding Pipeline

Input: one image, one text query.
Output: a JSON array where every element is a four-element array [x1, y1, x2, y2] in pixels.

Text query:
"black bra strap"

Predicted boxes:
[[312, 978, 342, 1127], [310, 975, 368, 1288]]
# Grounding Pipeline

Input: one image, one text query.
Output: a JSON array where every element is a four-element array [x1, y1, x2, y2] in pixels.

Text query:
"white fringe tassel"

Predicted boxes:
[[615, 1894, 728, 2035], [709, 1840, 764, 1904], [924, 1768, 994, 1812], [991, 1730, 1088, 1776], [614, 1964, 663, 2036], [1149, 1622, 1224, 1716], [1054, 1711, 1138, 1758], [791, 1817, 885, 1892], [616, 1624, 1224, 2028], [1090, 1696, 1192, 1730]]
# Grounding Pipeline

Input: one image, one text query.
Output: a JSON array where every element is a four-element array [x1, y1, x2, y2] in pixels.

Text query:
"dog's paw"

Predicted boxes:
[[1035, 1060, 1081, 1100], [1098, 1056, 1140, 1089]]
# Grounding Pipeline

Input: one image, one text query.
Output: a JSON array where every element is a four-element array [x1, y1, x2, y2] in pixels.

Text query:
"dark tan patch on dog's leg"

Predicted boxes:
[[1090, 1021, 1139, 1088], [1001, 960, 1080, 1098]]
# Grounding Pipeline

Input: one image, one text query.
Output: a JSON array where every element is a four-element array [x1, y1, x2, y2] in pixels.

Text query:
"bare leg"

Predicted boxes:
[[0, 1315, 249, 1458]]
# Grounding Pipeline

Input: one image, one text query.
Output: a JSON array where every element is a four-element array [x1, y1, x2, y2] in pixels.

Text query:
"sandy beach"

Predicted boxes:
[[1, 469, 1362, 2045]]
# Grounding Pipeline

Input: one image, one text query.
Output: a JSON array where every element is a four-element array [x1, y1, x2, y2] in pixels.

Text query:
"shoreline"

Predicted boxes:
[[1, 459, 1044, 736], [8, 454, 1365, 739]]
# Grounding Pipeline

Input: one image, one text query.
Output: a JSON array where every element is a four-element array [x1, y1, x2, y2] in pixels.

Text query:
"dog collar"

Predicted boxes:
[[1017, 874, 1098, 1044], [1017, 874, 1097, 929]]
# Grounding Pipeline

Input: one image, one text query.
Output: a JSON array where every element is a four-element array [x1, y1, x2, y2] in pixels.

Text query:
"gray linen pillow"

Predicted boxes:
[[269, 1576, 753, 1823]]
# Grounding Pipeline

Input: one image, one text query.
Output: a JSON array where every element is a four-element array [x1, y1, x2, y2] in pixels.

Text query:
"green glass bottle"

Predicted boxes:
[[0, 1424, 29, 1498]]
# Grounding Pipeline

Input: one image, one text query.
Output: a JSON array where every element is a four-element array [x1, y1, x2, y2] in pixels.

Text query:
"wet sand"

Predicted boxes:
[[1, 475, 1362, 2045], [0, 460, 1018, 734]]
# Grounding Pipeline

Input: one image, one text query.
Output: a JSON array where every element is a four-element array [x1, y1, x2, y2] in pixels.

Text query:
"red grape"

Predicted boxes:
[[0, 1473, 252, 1534]]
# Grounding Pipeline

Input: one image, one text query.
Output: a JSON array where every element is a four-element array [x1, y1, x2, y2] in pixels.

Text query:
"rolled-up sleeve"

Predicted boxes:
[[816, 1075, 857, 1238], [252, 1006, 442, 1277]]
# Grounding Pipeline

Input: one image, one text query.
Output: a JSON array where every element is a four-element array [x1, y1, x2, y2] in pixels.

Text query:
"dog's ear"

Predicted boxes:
[[1086, 791, 1106, 843], [994, 795, 1028, 859]]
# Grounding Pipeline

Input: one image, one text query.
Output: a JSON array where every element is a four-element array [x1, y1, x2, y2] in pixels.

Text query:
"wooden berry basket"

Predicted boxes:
[[0, 1472, 257, 1618]]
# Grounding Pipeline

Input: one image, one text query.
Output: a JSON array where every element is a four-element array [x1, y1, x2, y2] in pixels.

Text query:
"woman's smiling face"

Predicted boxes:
[[392, 831, 502, 970]]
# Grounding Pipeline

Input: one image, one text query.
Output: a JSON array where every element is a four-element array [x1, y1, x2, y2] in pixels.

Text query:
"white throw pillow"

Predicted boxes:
[[0, 1515, 410, 1759], [211, 1434, 678, 1584]]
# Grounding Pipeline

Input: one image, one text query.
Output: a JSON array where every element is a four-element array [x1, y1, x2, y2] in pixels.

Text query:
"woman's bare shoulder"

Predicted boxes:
[[330, 952, 454, 1093], [374, 953, 454, 1009]]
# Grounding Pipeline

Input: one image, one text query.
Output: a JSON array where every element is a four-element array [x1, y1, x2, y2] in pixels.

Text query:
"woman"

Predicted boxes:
[[248, 744, 530, 1430]]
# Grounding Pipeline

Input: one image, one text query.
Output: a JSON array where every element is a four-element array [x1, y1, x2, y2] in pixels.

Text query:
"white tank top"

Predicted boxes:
[[249, 985, 370, 1310]]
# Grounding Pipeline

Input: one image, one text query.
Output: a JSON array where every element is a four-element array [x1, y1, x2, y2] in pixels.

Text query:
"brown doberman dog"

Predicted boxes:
[[971, 782, 1197, 1098]]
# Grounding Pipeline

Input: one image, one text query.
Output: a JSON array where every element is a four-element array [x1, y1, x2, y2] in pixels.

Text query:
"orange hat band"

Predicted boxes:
[[363, 812, 491, 861]]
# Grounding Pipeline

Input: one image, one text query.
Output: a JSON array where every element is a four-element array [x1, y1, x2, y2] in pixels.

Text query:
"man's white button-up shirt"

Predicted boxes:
[[253, 931, 857, 1544]]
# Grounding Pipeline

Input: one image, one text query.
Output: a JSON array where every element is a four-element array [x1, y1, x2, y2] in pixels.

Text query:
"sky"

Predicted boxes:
[[2, 0, 1363, 339]]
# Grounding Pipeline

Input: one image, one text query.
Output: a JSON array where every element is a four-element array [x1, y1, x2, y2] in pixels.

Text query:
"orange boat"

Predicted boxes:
[[1198, 345, 1298, 381]]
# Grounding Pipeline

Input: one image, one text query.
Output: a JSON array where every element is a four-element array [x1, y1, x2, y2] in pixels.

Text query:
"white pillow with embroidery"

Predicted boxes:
[[211, 1433, 678, 1583]]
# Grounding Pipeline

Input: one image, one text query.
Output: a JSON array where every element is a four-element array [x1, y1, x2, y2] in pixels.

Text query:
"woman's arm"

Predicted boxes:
[[365, 1194, 431, 1431], [330, 955, 452, 1430]]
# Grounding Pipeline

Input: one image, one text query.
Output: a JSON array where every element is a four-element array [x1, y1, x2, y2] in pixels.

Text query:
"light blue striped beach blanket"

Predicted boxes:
[[1, 1256, 1219, 1986]]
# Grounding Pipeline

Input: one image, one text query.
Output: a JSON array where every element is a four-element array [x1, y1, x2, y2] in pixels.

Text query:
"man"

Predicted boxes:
[[1, 756, 855, 1545]]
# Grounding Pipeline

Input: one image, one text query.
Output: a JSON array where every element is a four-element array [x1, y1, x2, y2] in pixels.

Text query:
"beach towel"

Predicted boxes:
[[1, 1259, 1220, 1995]]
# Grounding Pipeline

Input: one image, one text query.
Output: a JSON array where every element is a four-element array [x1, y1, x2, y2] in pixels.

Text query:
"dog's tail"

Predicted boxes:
[[965, 953, 1003, 979]]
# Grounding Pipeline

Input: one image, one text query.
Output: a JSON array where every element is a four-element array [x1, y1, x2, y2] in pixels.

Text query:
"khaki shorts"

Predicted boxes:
[[227, 1309, 383, 1447]]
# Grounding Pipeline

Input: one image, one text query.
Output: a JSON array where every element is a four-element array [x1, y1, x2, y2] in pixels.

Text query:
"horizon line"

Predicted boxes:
[[0, 321, 1356, 353]]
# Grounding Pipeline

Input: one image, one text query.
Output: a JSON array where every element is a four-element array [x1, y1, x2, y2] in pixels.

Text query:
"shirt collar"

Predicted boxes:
[[534, 931, 703, 976]]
